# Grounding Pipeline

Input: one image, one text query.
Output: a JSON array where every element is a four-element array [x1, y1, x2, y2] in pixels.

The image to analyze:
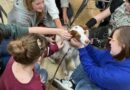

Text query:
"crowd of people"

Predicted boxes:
[[1, 0, 130, 90]]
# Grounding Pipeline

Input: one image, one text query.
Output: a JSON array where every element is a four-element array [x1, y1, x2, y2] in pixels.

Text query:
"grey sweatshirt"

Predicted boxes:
[[8, 0, 37, 27]]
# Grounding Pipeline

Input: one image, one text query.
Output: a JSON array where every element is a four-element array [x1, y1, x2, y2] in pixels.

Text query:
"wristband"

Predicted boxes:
[[85, 18, 97, 29]]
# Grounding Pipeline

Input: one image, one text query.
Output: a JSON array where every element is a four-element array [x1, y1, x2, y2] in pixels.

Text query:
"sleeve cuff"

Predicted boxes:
[[51, 14, 59, 20]]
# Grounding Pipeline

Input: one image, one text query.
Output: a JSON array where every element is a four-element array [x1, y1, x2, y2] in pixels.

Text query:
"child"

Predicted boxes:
[[0, 34, 49, 90]]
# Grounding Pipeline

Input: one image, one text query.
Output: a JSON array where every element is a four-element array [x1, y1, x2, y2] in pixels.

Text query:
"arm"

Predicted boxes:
[[62, 7, 68, 24], [85, 0, 124, 29], [0, 23, 71, 42], [0, 23, 28, 39], [60, 0, 69, 24], [28, 26, 71, 39], [94, 7, 111, 24], [84, 44, 110, 64], [53, 18, 63, 28], [45, 0, 63, 28], [85, 7, 111, 29], [70, 37, 110, 64]]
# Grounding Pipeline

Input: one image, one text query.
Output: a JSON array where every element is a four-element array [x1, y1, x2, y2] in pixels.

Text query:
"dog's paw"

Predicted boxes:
[[63, 70, 68, 76]]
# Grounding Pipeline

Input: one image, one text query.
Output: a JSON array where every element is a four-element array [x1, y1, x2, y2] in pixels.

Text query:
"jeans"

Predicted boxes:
[[35, 64, 48, 84], [71, 64, 100, 90]]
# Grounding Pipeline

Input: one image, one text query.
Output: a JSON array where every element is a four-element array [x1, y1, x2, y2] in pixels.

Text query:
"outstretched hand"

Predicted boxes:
[[58, 29, 72, 40]]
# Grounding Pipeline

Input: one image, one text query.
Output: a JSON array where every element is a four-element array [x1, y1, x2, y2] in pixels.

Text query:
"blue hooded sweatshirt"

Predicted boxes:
[[78, 44, 130, 90]]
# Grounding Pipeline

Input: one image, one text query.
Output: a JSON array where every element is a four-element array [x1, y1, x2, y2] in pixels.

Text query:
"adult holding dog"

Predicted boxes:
[[53, 26, 130, 90]]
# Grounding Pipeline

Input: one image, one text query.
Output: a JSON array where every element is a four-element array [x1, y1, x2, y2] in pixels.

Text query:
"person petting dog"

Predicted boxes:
[[0, 23, 71, 77], [52, 26, 130, 90], [6, 0, 67, 83]]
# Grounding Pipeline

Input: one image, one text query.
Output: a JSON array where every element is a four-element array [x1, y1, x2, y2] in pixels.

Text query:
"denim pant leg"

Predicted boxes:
[[35, 64, 48, 83], [71, 64, 88, 84], [71, 64, 100, 90], [75, 79, 100, 90]]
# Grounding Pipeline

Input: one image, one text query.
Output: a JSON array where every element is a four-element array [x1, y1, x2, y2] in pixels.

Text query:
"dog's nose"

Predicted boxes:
[[85, 40, 90, 44]]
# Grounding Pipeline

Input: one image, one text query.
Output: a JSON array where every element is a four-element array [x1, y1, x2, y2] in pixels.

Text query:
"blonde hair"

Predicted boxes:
[[24, 0, 35, 11], [8, 34, 48, 65]]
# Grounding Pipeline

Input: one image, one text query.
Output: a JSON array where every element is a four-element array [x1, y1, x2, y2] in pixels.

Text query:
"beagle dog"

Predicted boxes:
[[50, 25, 89, 79]]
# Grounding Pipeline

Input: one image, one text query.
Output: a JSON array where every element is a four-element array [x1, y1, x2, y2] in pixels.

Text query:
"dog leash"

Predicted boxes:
[[48, 47, 71, 90], [48, 1, 89, 89], [0, 5, 7, 23], [69, 0, 89, 27]]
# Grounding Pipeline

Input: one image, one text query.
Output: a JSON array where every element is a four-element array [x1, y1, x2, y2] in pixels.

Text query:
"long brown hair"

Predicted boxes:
[[24, 0, 35, 11], [108, 26, 130, 60], [23, 0, 44, 22], [7, 34, 48, 65]]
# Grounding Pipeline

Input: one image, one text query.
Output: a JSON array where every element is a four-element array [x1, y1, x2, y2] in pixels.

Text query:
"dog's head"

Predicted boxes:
[[69, 25, 89, 45]]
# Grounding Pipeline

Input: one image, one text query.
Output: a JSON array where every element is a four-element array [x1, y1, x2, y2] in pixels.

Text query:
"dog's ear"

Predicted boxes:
[[70, 30, 81, 41], [70, 30, 77, 38], [80, 25, 89, 31], [75, 34, 81, 41]]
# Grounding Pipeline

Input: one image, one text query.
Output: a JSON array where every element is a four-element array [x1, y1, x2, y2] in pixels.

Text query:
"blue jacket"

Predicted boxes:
[[78, 44, 130, 90]]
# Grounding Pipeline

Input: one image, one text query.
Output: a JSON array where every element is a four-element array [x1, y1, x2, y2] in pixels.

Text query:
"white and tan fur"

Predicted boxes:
[[50, 25, 89, 78]]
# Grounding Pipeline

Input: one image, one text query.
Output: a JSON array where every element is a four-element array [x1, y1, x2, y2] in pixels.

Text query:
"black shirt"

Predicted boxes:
[[110, 0, 124, 13]]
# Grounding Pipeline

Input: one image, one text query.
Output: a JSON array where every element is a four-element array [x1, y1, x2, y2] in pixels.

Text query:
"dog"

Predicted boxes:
[[50, 25, 89, 79]]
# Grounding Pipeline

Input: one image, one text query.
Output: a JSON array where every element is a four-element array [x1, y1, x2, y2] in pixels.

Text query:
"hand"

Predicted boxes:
[[58, 29, 72, 40], [70, 38, 84, 48], [57, 40, 64, 49]]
